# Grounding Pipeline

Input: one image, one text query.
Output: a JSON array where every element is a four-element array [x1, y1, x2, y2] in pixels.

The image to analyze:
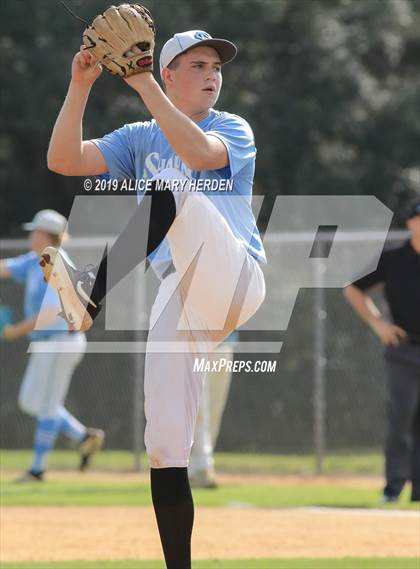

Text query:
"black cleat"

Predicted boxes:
[[15, 470, 44, 483], [381, 493, 399, 504]]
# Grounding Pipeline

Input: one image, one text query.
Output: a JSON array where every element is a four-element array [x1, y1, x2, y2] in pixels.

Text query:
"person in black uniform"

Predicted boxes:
[[344, 199, 420, 502]]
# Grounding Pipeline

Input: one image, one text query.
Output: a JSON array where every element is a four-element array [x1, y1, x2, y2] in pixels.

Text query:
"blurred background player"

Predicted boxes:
[[189, 332, 238, 488], [344, 199, 420, 503], [0, 210, 104, 482]]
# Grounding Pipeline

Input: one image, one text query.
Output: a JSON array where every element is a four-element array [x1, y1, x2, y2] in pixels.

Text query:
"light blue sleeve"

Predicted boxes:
[[206, 114, 256, 178], [91, 123, 139, 180], [4, 252, 37, 284], [41, 283, 61, 310]]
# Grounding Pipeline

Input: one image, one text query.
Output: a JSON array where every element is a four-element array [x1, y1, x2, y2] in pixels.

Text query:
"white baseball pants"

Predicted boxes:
[[144, 169, 265, 468], [18, 332, 86, 418]]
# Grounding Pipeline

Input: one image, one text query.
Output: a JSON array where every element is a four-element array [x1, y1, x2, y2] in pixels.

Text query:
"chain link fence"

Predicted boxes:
[[0, 231, 406, 470]]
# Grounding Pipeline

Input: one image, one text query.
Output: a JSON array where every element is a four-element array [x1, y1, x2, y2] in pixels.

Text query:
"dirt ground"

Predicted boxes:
[[1, 472, 418, 562], [1, 505, 419, 562]]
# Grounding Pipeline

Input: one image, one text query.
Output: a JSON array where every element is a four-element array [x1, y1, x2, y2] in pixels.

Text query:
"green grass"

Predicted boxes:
[[0, 449, 384, 476], [2, 449, 417, 509], [1, 450, 417, 510], [1, 558, 419, 569], [0, 450, 136, 473], [1, 476, 417, 509], [215, 451, 384, 476]]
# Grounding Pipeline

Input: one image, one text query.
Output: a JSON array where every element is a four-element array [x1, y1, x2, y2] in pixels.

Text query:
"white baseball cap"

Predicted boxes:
[[22, 209, 68, 235], [159, 30, 237, 75]]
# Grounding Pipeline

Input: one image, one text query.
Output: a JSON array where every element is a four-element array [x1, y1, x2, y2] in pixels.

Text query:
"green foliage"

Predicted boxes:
[[1, 0, 420, 234]]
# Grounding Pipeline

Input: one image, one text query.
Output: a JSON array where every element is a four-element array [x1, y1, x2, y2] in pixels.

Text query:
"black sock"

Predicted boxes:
[[91, 182, 176, 304], [150, 467, 194, 569]]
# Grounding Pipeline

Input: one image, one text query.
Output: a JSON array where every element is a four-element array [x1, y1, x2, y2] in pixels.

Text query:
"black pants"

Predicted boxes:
[[384, 343, 420, 500]]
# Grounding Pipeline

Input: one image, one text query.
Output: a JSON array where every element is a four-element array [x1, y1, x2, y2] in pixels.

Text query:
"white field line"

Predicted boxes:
[[300, 506, 420, 518]]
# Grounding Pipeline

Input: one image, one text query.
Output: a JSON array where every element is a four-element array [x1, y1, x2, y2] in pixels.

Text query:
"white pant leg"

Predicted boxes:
[[144, 275, 207, 468], [189, 370, 213, 476], [208, 345, 234, 448], [19, 352, 57, 417], [189, 345, 234, 474], [144, 169, 265, 469], [18, 333, 86, 418]]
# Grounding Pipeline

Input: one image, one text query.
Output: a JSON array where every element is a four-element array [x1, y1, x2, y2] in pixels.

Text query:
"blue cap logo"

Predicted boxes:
[[194, 31, 211, 40]]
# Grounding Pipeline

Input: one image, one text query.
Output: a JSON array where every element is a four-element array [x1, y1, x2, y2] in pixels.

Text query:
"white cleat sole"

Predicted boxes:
[[40, 246, 93, 331]]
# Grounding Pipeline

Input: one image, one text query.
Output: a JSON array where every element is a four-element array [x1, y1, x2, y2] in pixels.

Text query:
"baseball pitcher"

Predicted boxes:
[[43, 5, 266, 568]]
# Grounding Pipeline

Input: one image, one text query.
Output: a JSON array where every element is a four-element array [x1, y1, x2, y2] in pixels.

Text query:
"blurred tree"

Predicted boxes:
[[1, 0, 419, 235]]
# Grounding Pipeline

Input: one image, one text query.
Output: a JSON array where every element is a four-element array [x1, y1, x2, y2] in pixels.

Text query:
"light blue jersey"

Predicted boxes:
[[92, 108, 266, 278], [5, 252, 69, 340]]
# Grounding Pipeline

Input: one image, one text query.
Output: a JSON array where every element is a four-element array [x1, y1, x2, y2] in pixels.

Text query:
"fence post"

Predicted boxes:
[[313, 240, 327, 475]]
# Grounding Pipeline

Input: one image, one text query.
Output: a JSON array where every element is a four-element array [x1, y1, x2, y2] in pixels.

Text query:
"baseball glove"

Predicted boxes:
[[0, 305, 13, 339], [82, 4, 155, 77]]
